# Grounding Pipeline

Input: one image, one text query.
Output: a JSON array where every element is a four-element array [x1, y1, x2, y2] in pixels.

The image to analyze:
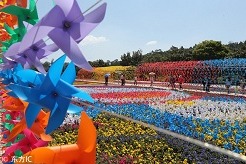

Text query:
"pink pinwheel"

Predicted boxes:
[[3, 129, 48, 157], [2, 111, 22, 123], [4, 40, 58, 73], [19, 0, 107, 71]]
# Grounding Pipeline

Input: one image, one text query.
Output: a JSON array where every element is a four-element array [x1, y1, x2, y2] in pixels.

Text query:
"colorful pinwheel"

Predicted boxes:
[[0, 0, 38, 28], [3, 129, 48, 158], [19, 0, 107, 70], [15, 112, 97, 164], [8, 55, 94, 134], [7, 109, 52, 141]]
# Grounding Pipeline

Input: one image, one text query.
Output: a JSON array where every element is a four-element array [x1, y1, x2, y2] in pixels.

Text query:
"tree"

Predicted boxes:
[[192, 40, 229, 60], [43, 61, 51, 71], [131, 50, 143, 66], [111, 59, 120, 66], [120, 52, 131, 66], [89, 59, 106, 67]]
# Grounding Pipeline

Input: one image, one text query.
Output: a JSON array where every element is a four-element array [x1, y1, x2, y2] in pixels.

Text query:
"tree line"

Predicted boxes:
[[42, 40, 246, 70]]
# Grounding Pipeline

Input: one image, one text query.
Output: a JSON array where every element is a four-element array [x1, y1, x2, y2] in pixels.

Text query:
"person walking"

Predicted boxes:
[[120, 74, 124, 86], [202, 78, 206, 91], [150, 76, 154, 86], [240, 77, 245, 94], [225, 77, 231, 94], [104, 75, 109, 86], [134, 76, 138, 85], [170, 75, 176, 89], [177, 75, 185, 90], [205, 78, 211, 92]]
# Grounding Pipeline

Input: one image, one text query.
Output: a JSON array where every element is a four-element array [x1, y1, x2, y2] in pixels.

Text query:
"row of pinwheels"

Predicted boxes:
[[0, 0, 107, 162], [135, 58, 246, 84], [0, 0, 27, 54]]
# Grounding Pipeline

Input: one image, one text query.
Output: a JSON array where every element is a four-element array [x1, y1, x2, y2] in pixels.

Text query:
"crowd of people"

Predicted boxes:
[[103, 72, 246, 94]]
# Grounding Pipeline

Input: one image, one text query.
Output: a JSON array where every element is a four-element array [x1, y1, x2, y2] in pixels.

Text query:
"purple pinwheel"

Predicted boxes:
[[4, 40, 58, 73], [19, 0, 107, 71], [0, 56, 18, 70]]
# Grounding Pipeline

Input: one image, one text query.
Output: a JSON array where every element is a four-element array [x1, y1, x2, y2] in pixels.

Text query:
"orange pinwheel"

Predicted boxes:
[[2, 96, 52, 141], [7, 109, 52, 142], [3, 96, 28, 111], [16, 112, 97, 164], [17, 0, 27, 8], [5, 14, 17, 27], [6, 0, 16, 5], [0, 30, 10, 41]]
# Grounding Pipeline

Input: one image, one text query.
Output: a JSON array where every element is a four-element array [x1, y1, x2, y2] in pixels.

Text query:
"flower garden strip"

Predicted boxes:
[[49, 86, 246, 163]]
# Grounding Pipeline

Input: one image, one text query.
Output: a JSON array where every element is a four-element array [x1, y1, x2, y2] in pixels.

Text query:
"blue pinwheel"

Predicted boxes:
[[19, 0, 107, 71], [7, 55, 94, 134], [0, 64, 23, 85]]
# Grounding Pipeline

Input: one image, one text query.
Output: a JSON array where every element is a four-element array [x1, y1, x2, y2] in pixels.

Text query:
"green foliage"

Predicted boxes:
[[226, 41, 246, 58], [192, 40, 229, 60]]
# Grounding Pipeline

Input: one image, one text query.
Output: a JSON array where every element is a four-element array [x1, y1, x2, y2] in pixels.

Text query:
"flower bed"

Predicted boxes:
[[50, 86, 246, 163], [81, 87, 246, 155]]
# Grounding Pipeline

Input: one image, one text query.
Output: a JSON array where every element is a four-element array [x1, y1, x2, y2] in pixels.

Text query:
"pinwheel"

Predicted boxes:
[[3, 129, 48, 158], [0, 29, 10, 41], [3, 23, 26, 43], [19, 0, 107, 70], [0, 63, 23, 84], [7, 109, 52, 141], [4, 13, 18, 28], [8, 55, 94, 134], [2, 110, 22, 123], [16, 0, 28, 8], [4, 40, 59, 73], [15, 112, 96, 164], [0, 12, 17, 28], [0, 56, 18, 70], [3, 96, 27, 111], [0, 0, 38, 28]]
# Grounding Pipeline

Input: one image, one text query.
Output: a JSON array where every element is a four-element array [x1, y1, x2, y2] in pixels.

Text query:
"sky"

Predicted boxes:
[[37, 0, 246, 62]]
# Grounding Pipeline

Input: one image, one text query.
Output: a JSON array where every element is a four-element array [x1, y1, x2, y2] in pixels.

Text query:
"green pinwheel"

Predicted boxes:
[[3, 23, 27, 42], [0, 0, 39, 29]]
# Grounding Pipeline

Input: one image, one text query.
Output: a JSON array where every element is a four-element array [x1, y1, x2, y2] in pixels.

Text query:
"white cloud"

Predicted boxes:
[[146, 40, 157, 46], [80, 35, 108, 46]]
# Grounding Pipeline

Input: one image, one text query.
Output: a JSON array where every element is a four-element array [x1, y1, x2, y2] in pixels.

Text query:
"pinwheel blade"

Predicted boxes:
[[15, 69, 45, 87], [48, 29, 92, 70], [18, 7, 64, 53], [8, 84, 39, 102], [72, 91, 94, 103], [25, 103, 42, 128], [42, 43, 59, 52], [4, 42, 20, 58], [61, 61, 76, 84], [7, 120, 26, 141], [40, 55, 66, 91], [54, 0, 83, 22], [77, 3, 107, 42], [67, 103, 82, 114], [45, 97, 70, 134], [0, 6, 29, 19]]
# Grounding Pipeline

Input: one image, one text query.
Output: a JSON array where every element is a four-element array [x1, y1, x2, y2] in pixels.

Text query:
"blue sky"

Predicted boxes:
[[37, 0, 246, 62]]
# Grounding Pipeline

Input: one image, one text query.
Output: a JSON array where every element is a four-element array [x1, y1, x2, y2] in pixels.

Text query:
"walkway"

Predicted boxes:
[[75, 79, 246, 98]]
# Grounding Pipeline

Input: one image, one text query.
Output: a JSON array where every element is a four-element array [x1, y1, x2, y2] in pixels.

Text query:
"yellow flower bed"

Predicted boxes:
[[166, 100, 194, 107]]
